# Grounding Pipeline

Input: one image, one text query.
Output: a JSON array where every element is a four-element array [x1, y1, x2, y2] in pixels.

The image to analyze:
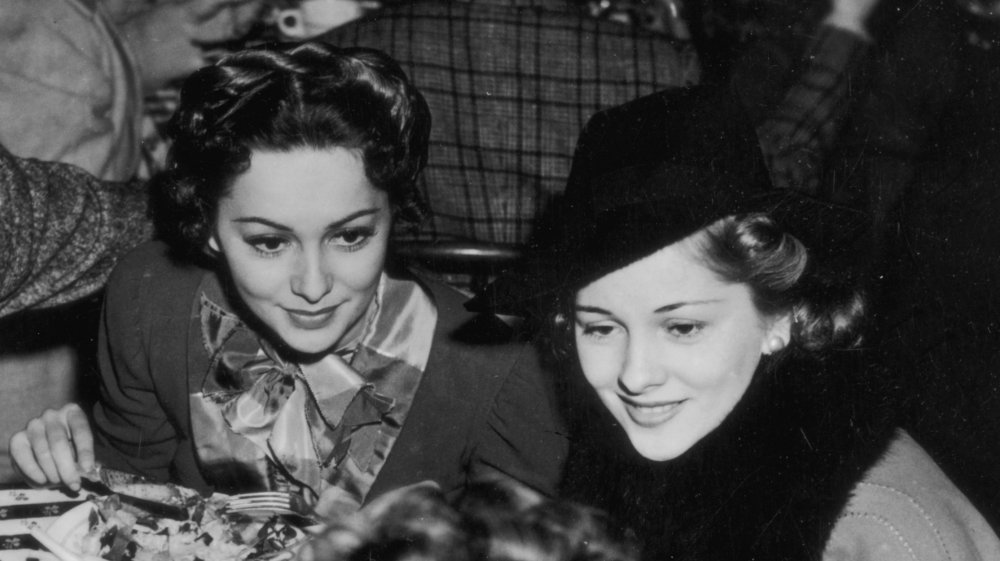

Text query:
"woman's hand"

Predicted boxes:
[[8, 403, 94, 491]]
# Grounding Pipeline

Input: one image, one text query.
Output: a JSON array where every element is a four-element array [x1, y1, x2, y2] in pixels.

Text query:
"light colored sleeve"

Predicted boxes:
[[0, 145, 151, 319], [824, 432, 1000, 561]]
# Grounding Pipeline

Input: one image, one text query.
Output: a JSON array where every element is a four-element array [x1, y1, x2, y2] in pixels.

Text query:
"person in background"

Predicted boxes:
[[0, 0, 264, 302], [316, 0, 883, 248], [9, 42, 566, 519], [317, 0, 702, 246], [0, 0, 264, 485], [0, 0, 265, 181], [729, 0, 885, 196], [835, 0, 1000, 528], [536, 86, 1000, 560]]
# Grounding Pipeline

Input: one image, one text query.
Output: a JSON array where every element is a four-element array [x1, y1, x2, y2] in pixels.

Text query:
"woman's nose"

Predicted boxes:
[[290, 251, 333, 303], [617, 335, 667, 395]]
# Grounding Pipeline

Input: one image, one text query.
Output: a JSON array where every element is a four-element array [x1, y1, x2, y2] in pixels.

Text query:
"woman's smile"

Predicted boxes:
[[574, 235, 788, 461], [284, 304, 341, 330], [620, 396, 687, 428]]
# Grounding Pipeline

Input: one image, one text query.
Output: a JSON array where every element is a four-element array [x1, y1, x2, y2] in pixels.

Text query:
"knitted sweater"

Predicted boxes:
[[0, 145, 149, 319]]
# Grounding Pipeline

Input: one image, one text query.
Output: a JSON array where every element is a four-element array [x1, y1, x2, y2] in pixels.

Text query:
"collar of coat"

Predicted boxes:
[[561, 349, 899, 561]]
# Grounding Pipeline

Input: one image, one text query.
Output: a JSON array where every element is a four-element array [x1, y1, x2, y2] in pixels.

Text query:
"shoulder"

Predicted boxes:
[[410, 276, 554, 415], [105, 241, 211, 323], [420, 277, 542, 379], [825, 430, 1000, 561], [109, 241, 205, 292], [421, 277, 475, 327]]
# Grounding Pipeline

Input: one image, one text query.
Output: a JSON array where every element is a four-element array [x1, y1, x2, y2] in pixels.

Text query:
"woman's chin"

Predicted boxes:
[[623, 427, 693, 462], [632, 445, 685, 462], [273, 331, 343, 360], [294, 342, 341, 359]]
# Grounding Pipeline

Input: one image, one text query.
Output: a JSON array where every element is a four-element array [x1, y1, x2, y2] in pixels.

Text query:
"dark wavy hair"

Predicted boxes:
[[695, 214, 866, 352], [455, 478, 639, 561], [296, 478, 638, 561], [299, 485, 471, 561], [547, 213, 865, 361], [149, 41, 431, 259]]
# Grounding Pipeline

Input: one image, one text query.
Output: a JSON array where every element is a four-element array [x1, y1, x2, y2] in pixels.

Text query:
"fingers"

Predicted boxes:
[[64, 404, 95, 473], [10, 416, 61, 488], [43, 407, 80, 490], [7, 404, 93, 491], [8, 431, 45, 487]]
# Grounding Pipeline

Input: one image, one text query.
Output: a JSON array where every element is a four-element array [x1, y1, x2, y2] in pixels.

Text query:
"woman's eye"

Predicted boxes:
[[580, 324, 619, 340], [666, 322, 704, 339], [331, 227, 375, 250], [248, 236, 288, 255]]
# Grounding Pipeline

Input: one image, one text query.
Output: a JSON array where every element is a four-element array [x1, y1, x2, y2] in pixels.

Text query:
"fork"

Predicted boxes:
[[220, 491, 318, 525]]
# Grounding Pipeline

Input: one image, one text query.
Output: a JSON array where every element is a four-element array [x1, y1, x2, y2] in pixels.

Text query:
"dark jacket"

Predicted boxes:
[[91, 241, 567, 502]]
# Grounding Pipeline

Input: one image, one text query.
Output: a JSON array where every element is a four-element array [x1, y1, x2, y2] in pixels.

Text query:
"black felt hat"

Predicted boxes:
[[470, 86, 867, 315]]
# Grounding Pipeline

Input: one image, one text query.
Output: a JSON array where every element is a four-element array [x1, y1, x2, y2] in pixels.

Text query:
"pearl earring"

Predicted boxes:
[[766, 337, 786, 354]]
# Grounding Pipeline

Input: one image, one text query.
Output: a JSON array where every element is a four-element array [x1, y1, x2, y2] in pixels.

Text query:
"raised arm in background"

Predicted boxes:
[[0, 145, 150, 319], [756, 0, 883, 194]]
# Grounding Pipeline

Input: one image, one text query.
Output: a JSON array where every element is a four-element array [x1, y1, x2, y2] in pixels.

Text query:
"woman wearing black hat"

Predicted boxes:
[[538, 87, 1000, 561]]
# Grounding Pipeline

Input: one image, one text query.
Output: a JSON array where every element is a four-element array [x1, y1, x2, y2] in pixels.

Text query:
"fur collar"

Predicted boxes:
[[560, 349, 898, 561]]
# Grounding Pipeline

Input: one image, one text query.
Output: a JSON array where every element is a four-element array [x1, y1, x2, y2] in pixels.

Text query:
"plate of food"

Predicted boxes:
[[46, 493, 309, 561]]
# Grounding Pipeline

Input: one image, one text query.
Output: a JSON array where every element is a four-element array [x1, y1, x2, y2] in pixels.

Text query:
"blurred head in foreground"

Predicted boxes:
[[296, 478, 638, 561]]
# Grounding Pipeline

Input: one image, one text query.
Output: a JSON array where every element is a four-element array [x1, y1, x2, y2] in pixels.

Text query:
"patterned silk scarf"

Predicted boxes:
[[188, 273, 437, 517]]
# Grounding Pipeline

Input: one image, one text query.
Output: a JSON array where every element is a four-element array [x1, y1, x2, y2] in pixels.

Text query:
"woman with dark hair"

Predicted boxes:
[[9, 41, 566, 518], [529, 87, 1000, 560]]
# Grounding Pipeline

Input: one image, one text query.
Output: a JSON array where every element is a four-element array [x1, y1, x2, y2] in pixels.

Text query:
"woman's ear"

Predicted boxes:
[[761, 313, 792, 355]]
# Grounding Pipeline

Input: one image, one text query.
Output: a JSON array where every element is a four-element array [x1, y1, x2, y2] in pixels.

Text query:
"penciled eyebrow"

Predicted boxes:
[[573, 305, 614, 316], [232, 208, 380, 231], [574, 300, 721, 316]]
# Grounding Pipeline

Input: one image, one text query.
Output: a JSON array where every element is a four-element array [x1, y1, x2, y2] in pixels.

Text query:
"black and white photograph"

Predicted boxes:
[[1, 0, 999, 559]]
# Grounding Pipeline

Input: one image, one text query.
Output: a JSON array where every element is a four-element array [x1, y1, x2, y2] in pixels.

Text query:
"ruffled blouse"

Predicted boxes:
[[188, 272, 437, 518]]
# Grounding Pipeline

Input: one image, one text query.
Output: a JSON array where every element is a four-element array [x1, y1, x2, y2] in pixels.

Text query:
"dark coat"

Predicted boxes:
[[90, 241, 568, 502], [560, 349, 898, 561]]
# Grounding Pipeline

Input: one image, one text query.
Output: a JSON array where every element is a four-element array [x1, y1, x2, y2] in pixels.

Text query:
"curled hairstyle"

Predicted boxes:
[[150, 41, 431, 258], [694, 214, 865, 352], [548, 213, 865, 360]]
